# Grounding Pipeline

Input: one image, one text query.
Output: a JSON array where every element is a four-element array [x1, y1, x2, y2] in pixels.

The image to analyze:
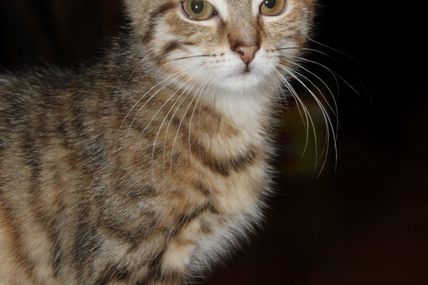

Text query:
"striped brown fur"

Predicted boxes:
[[0, 0, 316, 284]]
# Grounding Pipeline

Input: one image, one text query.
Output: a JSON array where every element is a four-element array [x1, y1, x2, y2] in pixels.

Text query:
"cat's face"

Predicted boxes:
[[126, 0, 315, 92]]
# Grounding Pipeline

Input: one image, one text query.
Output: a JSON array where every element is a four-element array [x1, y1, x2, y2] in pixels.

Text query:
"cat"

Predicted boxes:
[[0, 0, 316, 284]]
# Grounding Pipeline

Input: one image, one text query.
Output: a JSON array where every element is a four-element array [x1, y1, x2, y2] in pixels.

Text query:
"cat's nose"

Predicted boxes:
[[233, 45, 260, 65]]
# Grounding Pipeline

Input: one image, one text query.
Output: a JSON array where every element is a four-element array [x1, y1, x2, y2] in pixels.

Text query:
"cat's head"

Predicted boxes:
[[125, 0, 315, 93]]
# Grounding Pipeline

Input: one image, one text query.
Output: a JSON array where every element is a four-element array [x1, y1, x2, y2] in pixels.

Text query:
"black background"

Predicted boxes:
[[1, 1, 427, 284]]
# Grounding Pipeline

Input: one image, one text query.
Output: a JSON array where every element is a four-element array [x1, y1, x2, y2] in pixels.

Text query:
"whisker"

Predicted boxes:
[[128, 79, 171, 132], [272, 46, 300, 51], [290, 61, 340, 141], [291, 61, 338, 120], [188, 93, 204, 165], [273, 70, 306, 126], [148, 76, 196, 179], [164, 79, 200, 172], [274, 69, 313, 159], [295, 56, 361, 96], [308, 38, 361, 63], [162, 88, 195, 169], [170, 54, 213, 62], [138, 64, 202, 136], [169, 88, 200, 170], [127, 61, 200, 134], [120, 49, 154, 90], [120, 68, 181, 131], [187, 77, 211, 161], [275, 45, 363, 94], [281, 67, 338, 176], [141, 84, 183, 136], [274, 45, 355, 64], [291, 68, 336, 159]]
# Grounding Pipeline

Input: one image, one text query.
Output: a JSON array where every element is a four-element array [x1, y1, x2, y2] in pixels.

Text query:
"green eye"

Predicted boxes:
[[260, 0, 287, 16], [182, 0, 217, 21]]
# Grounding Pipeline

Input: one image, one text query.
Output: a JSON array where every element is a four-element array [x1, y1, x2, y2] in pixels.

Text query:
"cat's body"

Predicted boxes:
[[0, 0, 315, 284]]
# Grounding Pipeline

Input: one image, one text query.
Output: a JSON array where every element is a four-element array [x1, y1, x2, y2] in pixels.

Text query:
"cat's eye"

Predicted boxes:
[[181, 0, 217, 21], [260, 0, 287, 16]]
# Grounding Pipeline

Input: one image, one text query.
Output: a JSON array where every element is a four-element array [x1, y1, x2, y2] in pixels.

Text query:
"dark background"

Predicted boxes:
[[1, 0, 427, 284]]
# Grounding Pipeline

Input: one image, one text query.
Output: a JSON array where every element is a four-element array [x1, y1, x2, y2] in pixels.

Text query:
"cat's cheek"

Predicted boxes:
[[252, 50, 278, 74]]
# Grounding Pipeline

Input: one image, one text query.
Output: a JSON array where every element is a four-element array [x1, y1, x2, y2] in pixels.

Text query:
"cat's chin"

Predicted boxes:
[[210, 57, 276, 93], [213, 71, 267, 93]]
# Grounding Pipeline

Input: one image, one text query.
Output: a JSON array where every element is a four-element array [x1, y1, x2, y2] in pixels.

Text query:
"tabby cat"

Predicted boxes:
[[0, 0, 316, 284]]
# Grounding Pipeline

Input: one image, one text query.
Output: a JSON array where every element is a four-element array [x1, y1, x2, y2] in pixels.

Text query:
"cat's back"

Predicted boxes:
[[0, 67, 114, 285], [0, 68, 76, 129], [0, 69, 76, 165]]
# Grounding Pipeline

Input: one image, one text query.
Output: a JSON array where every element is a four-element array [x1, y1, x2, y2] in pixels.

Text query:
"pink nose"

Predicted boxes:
[[233, 45, 259, 64]]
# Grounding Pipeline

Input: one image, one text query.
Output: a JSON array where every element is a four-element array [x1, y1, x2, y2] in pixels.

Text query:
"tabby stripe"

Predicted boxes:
[[0, 191, 36, 282], [139, 249, 164, 284], [157, 41, 195, 64], [161, 41, 182, 57], [101, 218, 157, 251], [70, 97, 97, 278], [23, 129, 54, 271], [22, 127, 67, 278], [72, 175, 101, 281], [69, 93, 110, 279], [0, 114, 10, 153], [142, 2, 177, 44], [192, 180, 211, 196], [171, 117, 260, 176], [73, 208, 100, 281], [143, 203, 211, 283], [142, 249, 185, 285], [95, 263, 130, 285], [51, 233, 63, 277], [177, 203, 211, 230], [71, 94, 108, 170], [189, 137, 259, 176], [50, 173, 67, 277], [99, 182, 158, 250]]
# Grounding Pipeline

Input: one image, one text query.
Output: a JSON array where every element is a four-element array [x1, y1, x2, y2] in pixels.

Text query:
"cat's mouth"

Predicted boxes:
[[242, 65, 252, 74], [232, 66, 261, 85], [240, 63, 260, 77]]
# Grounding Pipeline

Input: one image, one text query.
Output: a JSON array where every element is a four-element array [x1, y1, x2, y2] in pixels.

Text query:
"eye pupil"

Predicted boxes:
[[191, 1, 204, 14], [264, 0, 276, 9]]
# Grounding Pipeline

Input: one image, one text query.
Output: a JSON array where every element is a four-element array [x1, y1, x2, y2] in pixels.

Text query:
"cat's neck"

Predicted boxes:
[[185, 84, 276, 159], [209, 85, 275, 130]]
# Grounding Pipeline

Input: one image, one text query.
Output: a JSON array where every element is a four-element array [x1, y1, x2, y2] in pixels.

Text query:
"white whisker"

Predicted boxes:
[[148, 76, 196, 180], [292, 61, 338, 119], [275, 68, 315, 160], [121, 69, 179, 132], [169, 89, 199, 170], [160, 82, 196, 172], [307, 38, 360, 62], [296, 56, 360, 96], [291, 69, 336, 161], [184, 71, 213, 171], [281, 67, 338, 176]]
